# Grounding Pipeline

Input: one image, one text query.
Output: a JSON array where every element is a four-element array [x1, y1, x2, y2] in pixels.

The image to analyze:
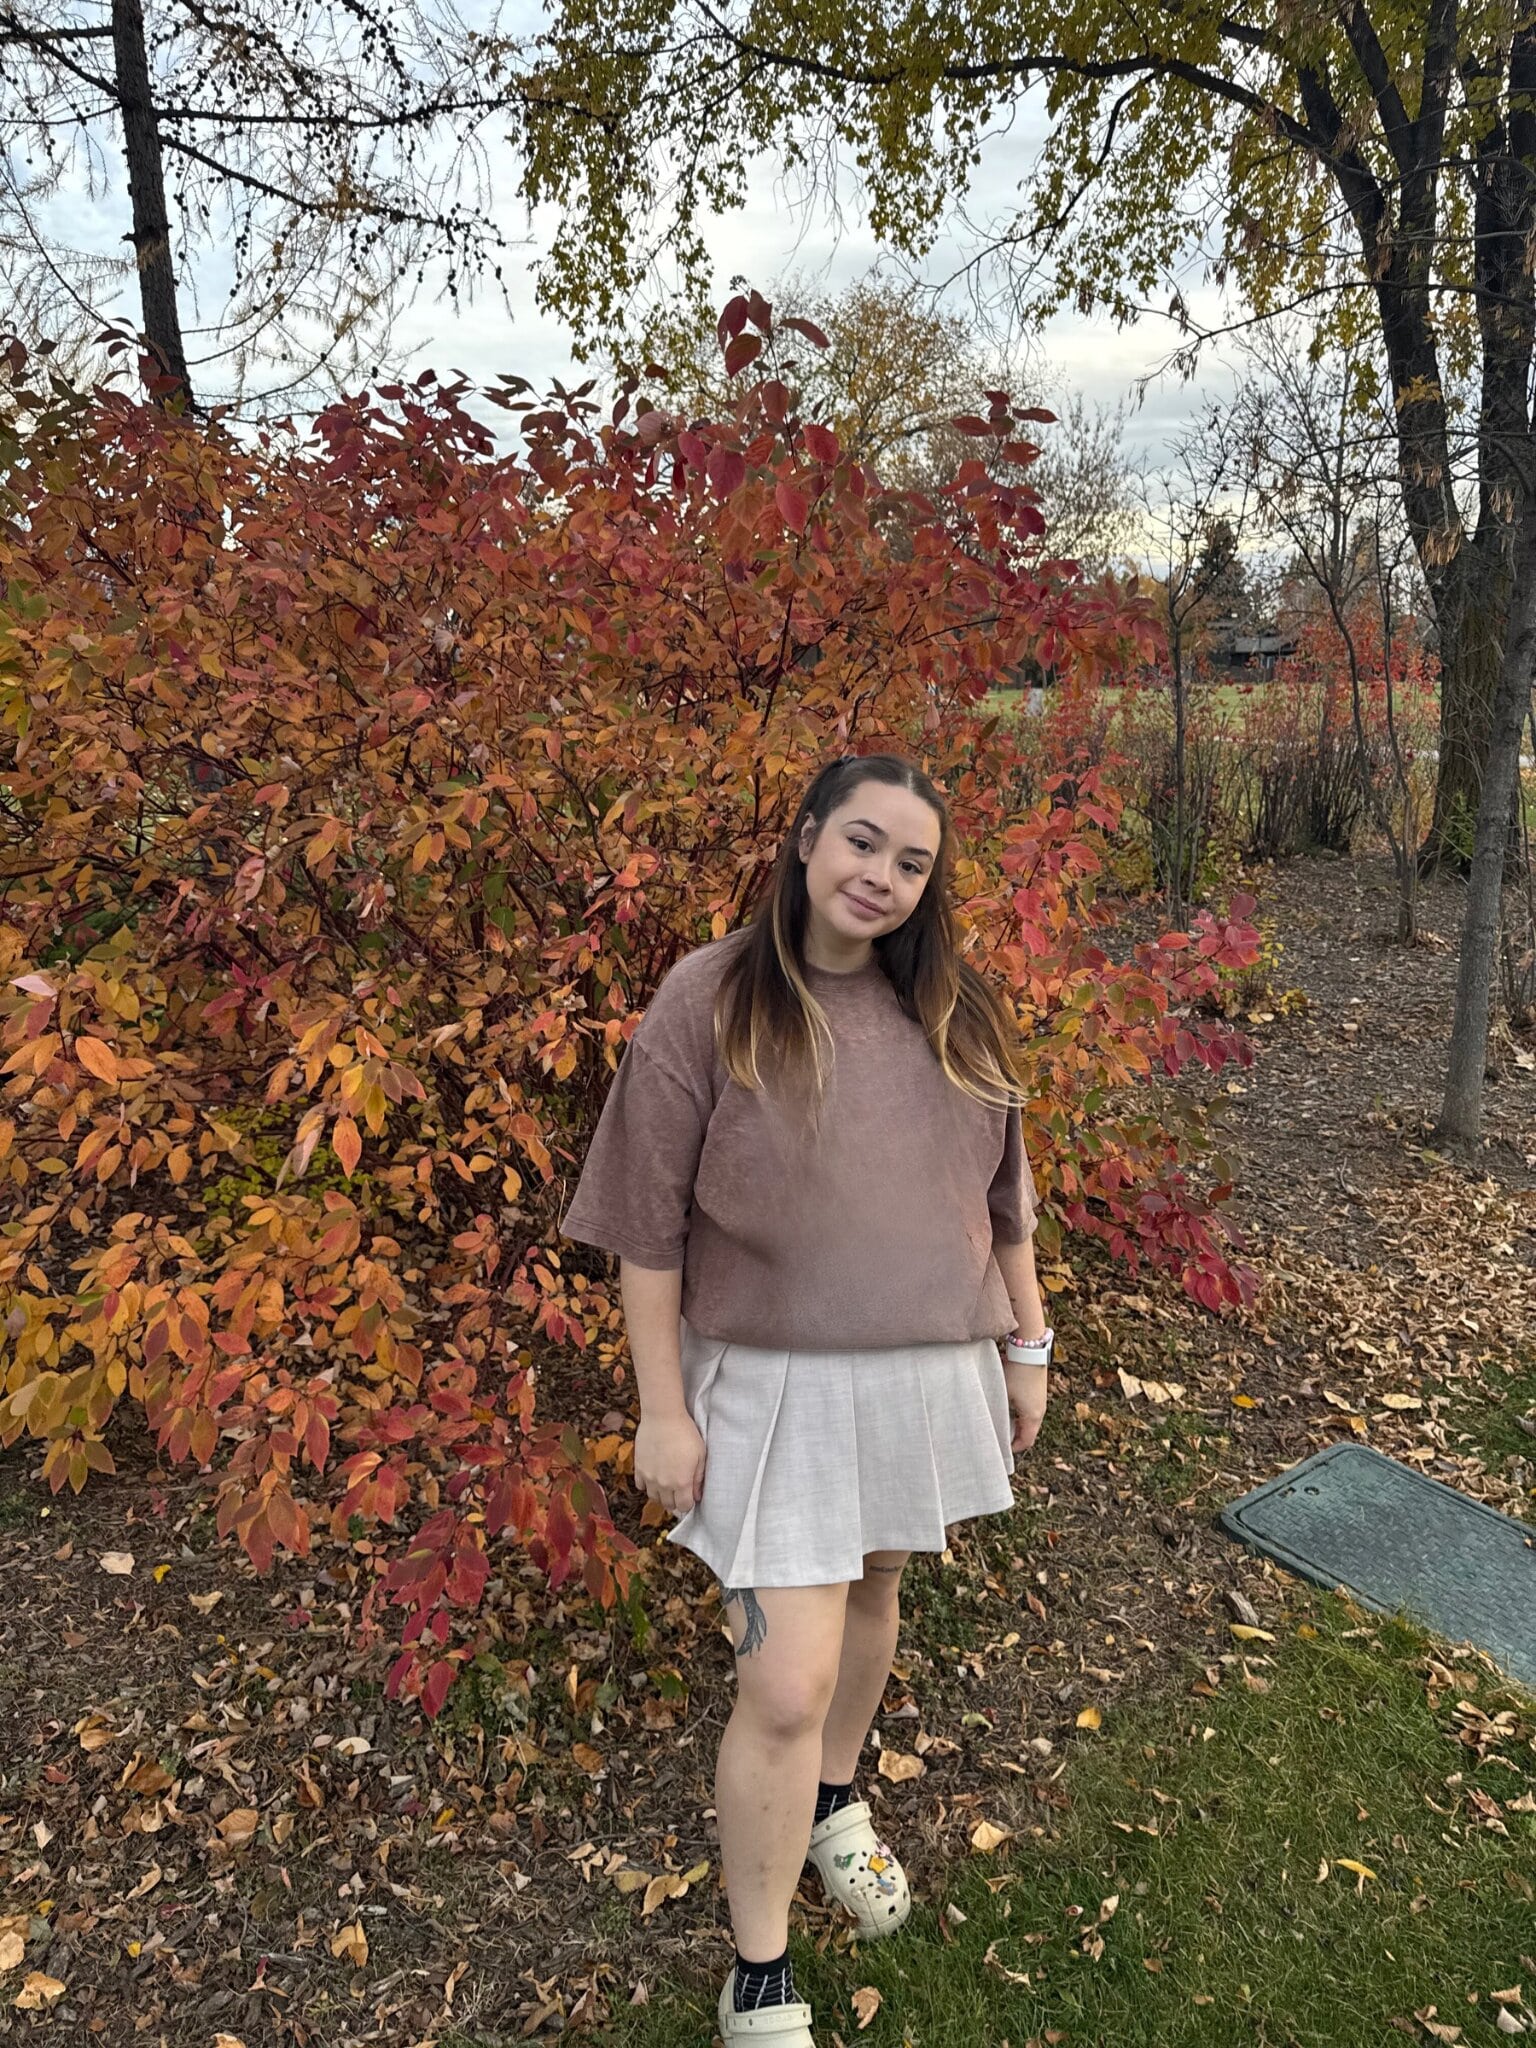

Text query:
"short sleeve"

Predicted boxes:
[[558, 1033, 710, 1271], [987, 1101, 1040, 1245]]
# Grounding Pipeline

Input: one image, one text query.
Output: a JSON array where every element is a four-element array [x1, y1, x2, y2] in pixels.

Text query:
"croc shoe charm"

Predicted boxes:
[[805, 1800, 913, 1938]]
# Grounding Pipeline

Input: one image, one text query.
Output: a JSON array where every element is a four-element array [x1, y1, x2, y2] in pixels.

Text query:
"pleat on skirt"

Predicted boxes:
[[666, 1315, 1017, 1587]]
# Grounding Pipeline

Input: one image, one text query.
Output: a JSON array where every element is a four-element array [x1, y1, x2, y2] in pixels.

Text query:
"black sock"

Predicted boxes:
[[734, 1949, 796, 2011], [813, 1777, 856, 1826]]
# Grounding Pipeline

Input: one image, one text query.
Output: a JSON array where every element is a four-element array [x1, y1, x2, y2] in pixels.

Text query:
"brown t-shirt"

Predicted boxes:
[[558, 927, 1039, 1350]]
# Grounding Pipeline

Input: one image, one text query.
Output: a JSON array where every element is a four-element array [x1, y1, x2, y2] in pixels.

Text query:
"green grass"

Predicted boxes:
[[584, 1595, 1535, 2048]]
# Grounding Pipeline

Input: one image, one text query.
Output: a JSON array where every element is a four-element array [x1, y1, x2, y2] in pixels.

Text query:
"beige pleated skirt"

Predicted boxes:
[[665, 1315, 1018, 1587]]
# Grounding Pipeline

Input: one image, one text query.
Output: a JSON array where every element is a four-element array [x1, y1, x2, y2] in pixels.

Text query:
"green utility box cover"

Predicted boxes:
[[1220, 1442, 1536, 1691]]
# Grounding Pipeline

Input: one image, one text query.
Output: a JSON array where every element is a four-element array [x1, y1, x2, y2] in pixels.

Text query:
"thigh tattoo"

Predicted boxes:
[[722, 1585, 768, 1656]]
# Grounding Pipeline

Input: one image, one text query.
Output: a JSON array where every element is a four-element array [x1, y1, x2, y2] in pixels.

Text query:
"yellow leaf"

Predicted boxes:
[[1379, 1393, 1423, 1411], [970, 1819, 1014, 1854], [612, 1870, 650, 1895], [153, 1563, 171, 1583], [853, 1985, 883, 2029], [679, 1860, 710, 1885], [1336, 1858, 1377, 1880], [1077, 1705, 1103, 1729], [1230, 1624, 1276, 1642], [877, 1748, 926, 1783], [1233, 1394, 1257, 1408], [14, 1971, 66, 2008], [329, 1921, 368, 1967]]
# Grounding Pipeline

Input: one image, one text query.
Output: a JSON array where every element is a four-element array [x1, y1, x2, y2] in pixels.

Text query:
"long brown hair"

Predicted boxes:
[[712, 752, 1029, 1127]]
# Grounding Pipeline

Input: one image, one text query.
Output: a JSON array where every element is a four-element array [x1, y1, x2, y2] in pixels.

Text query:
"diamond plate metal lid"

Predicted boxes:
[[1219, 1442, 1536, 1690]]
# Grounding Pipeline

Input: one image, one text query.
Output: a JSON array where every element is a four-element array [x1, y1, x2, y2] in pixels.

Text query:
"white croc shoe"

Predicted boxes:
[[717, 1969, 817, 2044], [805, 1799, 913, 1939]]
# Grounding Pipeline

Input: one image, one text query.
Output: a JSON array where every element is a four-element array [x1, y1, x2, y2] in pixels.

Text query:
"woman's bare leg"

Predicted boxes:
[[818, 1549, 910, 1785], [716, 1581, 849, 1962]]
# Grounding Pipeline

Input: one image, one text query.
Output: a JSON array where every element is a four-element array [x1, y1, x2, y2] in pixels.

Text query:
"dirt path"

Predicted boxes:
[[1, 846, 1532, 2044]]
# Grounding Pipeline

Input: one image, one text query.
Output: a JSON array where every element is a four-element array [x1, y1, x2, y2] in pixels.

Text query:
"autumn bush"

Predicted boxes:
[[0, 302, 1262, 1714]]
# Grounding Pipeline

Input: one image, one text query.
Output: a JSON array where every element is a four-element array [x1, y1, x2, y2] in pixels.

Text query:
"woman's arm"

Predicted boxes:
[[991, 1235, 1051, 1453], [619, 1258, 707, 1516], [992, 1234, 1048, 1342]]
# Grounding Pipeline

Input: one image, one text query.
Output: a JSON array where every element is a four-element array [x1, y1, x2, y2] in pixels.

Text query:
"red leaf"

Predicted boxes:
[[716, 294, 750, 347], [951, 415, 992, 436], [723, 334, 761, 378], [706, 444, 747, 497], [761, 379, 790, 424], [1018, 406, 1058, 423], [421, 1657, 455, 1719], [801, 423, 839, 464], [775, 481, 809, 533], [746, 289, 773, 332], [782, 316, 830, 349]]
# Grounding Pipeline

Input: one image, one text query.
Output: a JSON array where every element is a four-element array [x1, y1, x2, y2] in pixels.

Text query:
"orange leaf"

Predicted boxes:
[[332, 1115, 362, 1177], [74, 1036, 120, 1084]]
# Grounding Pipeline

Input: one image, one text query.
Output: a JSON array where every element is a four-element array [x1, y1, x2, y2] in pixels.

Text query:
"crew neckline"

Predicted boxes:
[[803, 950, 884, 983]]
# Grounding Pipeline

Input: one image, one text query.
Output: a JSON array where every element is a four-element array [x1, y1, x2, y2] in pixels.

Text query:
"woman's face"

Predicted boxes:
[[797, 781, 942, 957]]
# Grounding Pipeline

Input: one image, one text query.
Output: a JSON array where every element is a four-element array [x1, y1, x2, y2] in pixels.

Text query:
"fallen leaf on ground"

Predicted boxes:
[[0, 1931, 23, 1971], [971, 1819, 1013, 1854], [189, 1590, 224, 1614], [1076, 1705, 1103, 1729], [852, 1985, 882, 2029], [329, 1921, 368, 1967], [641, 1873, 688, 1917], [14, 1972, 65, 2009], [98, 1551, 134, 1576], [877, 1748, 925, 1783], [217, 1808, 260, 1848]]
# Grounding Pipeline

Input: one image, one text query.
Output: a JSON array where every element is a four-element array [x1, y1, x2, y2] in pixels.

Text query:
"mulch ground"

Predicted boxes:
[[2, 844, 1534, 2045]]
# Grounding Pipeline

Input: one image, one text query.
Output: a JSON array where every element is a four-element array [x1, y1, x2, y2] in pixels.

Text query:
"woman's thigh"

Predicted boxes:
[[722, 1582, 850, 1730]]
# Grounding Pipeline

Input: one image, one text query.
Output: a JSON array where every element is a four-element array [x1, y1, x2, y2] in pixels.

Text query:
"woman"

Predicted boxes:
[[560, 751, 1054, 2045]]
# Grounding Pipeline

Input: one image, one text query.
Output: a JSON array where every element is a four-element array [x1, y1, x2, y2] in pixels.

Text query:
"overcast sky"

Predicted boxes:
[[38, 10, 1242, 469]]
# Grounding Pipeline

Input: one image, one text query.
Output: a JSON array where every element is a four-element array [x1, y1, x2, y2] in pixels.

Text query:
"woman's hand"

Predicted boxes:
[[1004, 1362, 1049, 1453], [634, 1407, 707, 1519]]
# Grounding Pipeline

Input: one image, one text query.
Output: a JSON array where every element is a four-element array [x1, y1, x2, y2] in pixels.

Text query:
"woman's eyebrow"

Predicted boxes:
[[846, 818, 935, 861]]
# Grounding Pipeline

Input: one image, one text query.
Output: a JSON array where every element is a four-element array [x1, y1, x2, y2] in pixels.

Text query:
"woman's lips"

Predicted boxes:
[[845, 893, 882, 918]]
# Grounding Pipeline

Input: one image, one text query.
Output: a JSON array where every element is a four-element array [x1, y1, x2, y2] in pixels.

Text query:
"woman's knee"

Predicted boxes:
[[725, 1584, 846, 1741]]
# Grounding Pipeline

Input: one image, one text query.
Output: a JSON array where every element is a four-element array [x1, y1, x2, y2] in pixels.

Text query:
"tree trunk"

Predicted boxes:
[[1436, 509, 1536, 1143], [111, 0, 194, 408]]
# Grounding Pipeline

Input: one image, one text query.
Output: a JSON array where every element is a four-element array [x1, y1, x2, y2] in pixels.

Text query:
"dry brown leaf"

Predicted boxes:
[[612, 1870, 650, 1895], [125, 1863, 161, 1901], [970, 1819, 1013, 1854], [98, 1551, 134, 1576], [852, 1985, 882, 2030], [1380, 1393, 1424, 1411], [217, 1807, 260, 1848], [13, 1972, 66, 2009], [640, 1873, 688, 1917], [571, 1742, 605, 1775], [877, 1748, 925, 1783], [329, 1921, 368, 1967], [189, 1590, 224, 1614], [213, 2036, 248, 2048], [0, 1931, 24, 1972]]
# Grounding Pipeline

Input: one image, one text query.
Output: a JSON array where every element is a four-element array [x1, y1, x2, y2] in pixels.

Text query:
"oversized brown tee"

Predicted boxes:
[[558, 928, 1039, 1350]]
